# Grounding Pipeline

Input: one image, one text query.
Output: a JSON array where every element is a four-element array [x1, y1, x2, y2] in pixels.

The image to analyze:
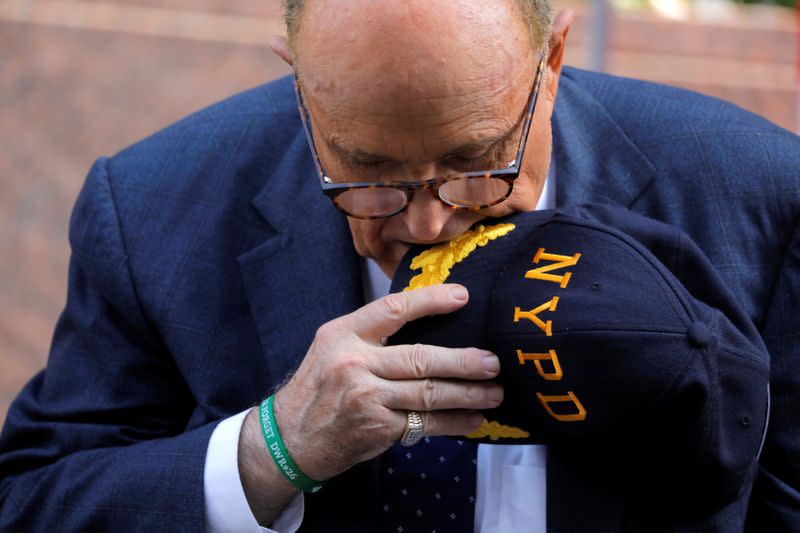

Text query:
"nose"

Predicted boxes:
[[403, 188, 453, 242]]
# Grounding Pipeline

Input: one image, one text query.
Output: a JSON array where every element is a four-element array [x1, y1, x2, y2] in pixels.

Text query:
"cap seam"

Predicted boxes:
[[659, 341, 705, 416], [717, 345, 770, 367], [492, 327, 686, 336], [547, 214, 696, 324]]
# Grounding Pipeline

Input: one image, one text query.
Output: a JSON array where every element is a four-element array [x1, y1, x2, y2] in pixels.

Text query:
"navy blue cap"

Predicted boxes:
[[389, 204, 769, 498]]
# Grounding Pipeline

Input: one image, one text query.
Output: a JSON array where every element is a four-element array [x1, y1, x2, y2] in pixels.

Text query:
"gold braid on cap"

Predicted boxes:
[[402, 222, 530, 441], [404, 223, 516, 292]]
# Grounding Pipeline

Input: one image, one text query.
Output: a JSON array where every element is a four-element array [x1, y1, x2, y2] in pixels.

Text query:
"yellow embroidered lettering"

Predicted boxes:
[[514, 297, 559, 336], [525, 248, 582, 288], [516, 349, 563, 380], [536, 391, 587, 422]]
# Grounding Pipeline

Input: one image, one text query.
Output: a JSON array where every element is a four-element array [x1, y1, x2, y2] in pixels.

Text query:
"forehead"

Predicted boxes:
[[294, 0, 535, 128]]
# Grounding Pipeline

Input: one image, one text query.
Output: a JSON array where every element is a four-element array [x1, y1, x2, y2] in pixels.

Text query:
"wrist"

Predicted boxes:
[[238, 406, 300, 526], [272, 389, 329, 484], [259, 395, 326, 493]]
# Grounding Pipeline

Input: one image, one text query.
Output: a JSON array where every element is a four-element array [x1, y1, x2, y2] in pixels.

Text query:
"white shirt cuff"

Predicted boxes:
[[204, 408, 305, 533]]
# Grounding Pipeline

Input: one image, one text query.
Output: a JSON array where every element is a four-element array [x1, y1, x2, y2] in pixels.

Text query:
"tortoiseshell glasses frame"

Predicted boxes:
[[294, 51, 547, 219]]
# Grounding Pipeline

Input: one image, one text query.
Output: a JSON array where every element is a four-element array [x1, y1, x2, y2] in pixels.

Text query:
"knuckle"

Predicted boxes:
[[343, 382, 374, 413], [382, 292, 408, 320], [409, 343, 431, 378], [420, 378, 439, 410], [376, 411, 403, 447], [329, 355, 364, 382], [378, 385, 398, 408], [350, 405, 398, 451], [315, 321, 337, 343]]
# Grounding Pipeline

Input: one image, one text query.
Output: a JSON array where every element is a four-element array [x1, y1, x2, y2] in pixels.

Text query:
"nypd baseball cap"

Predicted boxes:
[[388, 203, 769, 496]]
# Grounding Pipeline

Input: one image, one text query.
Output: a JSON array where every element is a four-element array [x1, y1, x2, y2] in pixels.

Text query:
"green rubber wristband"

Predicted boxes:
[[258, 395, 325, 493]]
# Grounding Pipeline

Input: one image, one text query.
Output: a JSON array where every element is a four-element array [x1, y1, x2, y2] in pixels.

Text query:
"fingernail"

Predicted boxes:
[[482, 353, 500, 373], [449, 285, 468, 301], [488, 387, 504, 404]]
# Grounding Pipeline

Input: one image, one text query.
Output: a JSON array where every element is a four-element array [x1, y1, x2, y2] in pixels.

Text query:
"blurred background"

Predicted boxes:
[[0, 0, 797, 426]]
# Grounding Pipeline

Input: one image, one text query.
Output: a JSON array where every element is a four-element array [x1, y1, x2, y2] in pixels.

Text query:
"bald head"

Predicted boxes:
[[282, 0, 552, 52], [293, 0, 544, 170], [310, 3, 528, 104]]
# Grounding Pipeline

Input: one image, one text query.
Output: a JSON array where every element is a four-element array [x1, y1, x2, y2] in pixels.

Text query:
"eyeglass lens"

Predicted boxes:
[[439, 176, 511, 206], [333, 176, 512, 218]]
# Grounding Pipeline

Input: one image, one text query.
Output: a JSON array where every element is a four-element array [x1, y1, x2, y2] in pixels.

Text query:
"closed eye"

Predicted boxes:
[[445, 153, 489, 164], [352, 158, 387, 169], [443, 141, 511, 170]]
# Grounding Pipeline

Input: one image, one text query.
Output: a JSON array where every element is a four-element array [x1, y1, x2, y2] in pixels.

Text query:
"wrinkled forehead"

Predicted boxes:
[[293, 0, 536, 126]]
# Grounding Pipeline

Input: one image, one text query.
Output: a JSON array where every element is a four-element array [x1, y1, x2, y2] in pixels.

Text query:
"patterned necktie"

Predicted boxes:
[[380, 435, 479, 533]]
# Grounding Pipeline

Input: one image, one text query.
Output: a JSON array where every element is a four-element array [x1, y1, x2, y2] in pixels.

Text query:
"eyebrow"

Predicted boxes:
[[326, 139, 397, 165], [325, 104, 528, 166]]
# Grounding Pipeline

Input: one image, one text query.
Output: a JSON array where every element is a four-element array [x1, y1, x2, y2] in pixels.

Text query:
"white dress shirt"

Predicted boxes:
[[204, 168, 556, 532]]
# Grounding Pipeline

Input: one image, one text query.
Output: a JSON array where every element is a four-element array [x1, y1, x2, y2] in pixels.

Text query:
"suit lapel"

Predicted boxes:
[[554, 68, 656, 209], [237, 129, 384, 531], [237, 133, 363, 390]]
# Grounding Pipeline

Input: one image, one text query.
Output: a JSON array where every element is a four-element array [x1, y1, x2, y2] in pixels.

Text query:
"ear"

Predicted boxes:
[[269, 35, 294, 66], [544, 9, 573, 103]]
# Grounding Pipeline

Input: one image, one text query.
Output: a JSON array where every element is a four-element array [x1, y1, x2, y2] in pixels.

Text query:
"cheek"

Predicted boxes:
[[501, 121, 553, 212], [347, 218, 385, 258], [476, 172, 542, 218], [346, 219, 368, 256], [511, 170, 546, 209]]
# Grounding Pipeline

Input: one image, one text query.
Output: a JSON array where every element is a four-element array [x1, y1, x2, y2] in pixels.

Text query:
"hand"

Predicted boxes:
[[275, 283, 501, 481], [238, 283, 501, 525]]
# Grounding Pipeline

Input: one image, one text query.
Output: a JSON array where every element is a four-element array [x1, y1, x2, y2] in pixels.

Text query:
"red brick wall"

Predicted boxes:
[[0, 1, 796, 425]]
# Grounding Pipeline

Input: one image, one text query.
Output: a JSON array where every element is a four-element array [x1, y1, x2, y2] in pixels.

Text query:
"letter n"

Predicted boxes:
[[517, 349, 563, 380], [536, 391, 587, 422], [514, 297, 559, 336], [525, 248, 582, 288]]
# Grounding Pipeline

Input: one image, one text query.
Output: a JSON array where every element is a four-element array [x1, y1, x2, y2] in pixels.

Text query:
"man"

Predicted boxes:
[[0, 0, 798, 531]]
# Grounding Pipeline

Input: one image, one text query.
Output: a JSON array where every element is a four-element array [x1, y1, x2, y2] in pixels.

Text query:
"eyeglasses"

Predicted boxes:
[[294, 51, 546, 219]]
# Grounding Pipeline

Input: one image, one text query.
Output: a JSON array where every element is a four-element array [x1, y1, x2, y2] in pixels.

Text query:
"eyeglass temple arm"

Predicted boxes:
[[511, 53, 547, 168], [294, 76, 331, 185]]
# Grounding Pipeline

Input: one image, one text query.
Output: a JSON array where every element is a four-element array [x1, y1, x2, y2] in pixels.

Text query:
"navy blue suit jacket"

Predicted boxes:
[[1, 67, 799, 532]]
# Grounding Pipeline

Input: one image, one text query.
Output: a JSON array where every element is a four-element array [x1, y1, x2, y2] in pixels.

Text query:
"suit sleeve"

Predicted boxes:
[[0, 158, 215, 531], [746, 220, 800, 531]]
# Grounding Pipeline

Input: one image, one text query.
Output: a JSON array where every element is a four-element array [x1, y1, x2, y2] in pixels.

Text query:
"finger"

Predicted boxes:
[[370, 345, 500, 381], [393, 409, 486, 438], [345, 284, 469, 341], [382, 378, 504, 412]]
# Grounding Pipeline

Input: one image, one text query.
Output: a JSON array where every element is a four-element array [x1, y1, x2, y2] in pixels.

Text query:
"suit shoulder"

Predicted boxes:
[[105, 74, 299, 195], [81, 76, 303, 316], [561, 66, 790, 138], [560, 67, 800, 194], [98, 74, 303, 223]]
